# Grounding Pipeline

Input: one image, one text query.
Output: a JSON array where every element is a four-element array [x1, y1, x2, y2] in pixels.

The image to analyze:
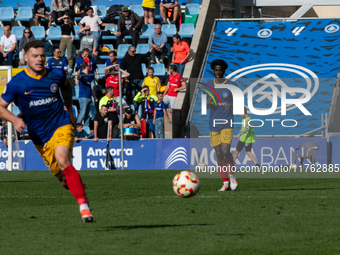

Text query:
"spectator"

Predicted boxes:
[[153, 91, 172, 138], [57, 13, 75, 71], [33, 0, 52, 27], [116, 6, 143, 48], [50, 0, 69, 25], [134, 86, 158, 137], [163, 64, 186, 108], [121, 45, 152, 108], [79, 7, 113, 47], [160, 0, 178, 24], [104, 64, 130, 100], [19, 28, 35, 66], [142, 0, 155, 25], [118, 106, 141, 129], [69, 0, 88, 20], [75, 48, 100, 102], [142, 67, 161, 97], [0, 26, 17, 67], [105, 51, 120, 67], [148, 24, 167, 64], [94, 104, 113, 142], [172, 34, 190, 75], [75, 123, 89, 141], [76, 62, 98, 127], [46, 46, 69, 72], [77, 26, 97, 61], [99, 87, 125, 138]]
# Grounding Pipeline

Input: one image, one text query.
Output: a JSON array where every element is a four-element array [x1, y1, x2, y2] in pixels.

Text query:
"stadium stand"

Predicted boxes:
[[117, 44, 131, 59], [97, 5, 107, 20], [0, 26, 4, 35], [15, 7, 33, 23], [72, 85, 79, 100], [150, 63, 166, 77], [140, 24, 155, 39], [65, 45, 77, 60], [185, 4, 200, 15], [46, 26, 62, 41], [142, 63, 147, 76], [130, 5, 144, 18], [136, 43, 150, 54], [179, 23, 195, 38], [102, 25, 117, 40], [0, 7, 15, 22], [73, 25, 81, 40], [30, 26, 45, 40], [161, 24, 177, 37], [72, 105, 78, 118], [12, 26, 25, 40], [154, 5, 161, 20], [97, 64, 106, 79], [83, 125, 90, 134], [98, 44, 114, 60]]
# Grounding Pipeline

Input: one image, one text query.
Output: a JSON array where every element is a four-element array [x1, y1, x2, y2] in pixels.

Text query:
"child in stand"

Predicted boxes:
[[153, 92, 172, 138], [233, 108, 261, 169]]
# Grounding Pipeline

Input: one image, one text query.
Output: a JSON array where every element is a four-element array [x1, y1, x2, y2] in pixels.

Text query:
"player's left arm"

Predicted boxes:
[[175, 80, 186, 92], [0, 97, 26, 133], [60, 79, 77, 127]]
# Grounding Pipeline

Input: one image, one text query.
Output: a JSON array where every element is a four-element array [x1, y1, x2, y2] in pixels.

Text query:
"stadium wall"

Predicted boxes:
[[0, 138, 332, 171]]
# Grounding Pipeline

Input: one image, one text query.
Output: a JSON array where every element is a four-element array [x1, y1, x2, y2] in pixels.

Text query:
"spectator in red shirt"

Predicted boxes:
[[163, 64, 186, 108], [172, 34, 190, 76], [104, 64, 130, 98]]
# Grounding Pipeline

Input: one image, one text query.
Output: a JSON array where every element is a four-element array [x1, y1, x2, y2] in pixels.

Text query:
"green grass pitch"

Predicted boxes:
[[0, 170, 340, 255]]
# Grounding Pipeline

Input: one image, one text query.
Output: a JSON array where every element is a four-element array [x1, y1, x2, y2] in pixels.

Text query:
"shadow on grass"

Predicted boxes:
[[98, 223, 213, 231], [255, 188, 335, 191], [0, 180, 44, 183]]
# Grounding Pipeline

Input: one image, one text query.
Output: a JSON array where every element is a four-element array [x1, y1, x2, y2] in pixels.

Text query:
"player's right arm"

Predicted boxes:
[[0, 97, 26, 133]]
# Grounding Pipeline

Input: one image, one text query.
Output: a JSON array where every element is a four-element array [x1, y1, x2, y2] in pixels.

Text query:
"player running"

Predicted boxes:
[[205, 59, 238, 191], [0, 41, 93, 223]]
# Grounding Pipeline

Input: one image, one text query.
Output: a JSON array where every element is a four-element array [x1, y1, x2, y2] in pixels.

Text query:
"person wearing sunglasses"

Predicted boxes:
[[46, 46, 69, 74], [57, 14, 75, 71], [19, 28, 35, 66], [50, 0, 69, 25]]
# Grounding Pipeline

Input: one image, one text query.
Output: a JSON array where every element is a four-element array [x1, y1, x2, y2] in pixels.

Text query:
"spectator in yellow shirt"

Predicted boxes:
[[142, 67, 161, 97], [142, 0, 155, 24]]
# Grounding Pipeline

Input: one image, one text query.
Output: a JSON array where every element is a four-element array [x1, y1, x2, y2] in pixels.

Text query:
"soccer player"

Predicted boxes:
[[206, 59, 238, 191], [233, 108, 261, 169], [0, 40, 94, 223]]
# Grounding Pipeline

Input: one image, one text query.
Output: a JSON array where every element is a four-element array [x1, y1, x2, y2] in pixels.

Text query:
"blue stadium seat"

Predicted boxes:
[[97, 5, 107, 20], [18, 65, 27, 68], [31, 26, 45, 40], [15, 7, 33, 22], [0, 7, 14, 22], [117, 44, 131, 59], [46, 26, 62, 40], [185, 4, 200, 15], [83, 125, 90, 134], [72, 85, 79, 100], [102, 25, 117, 40], [130, 5, 144, 18], [97, 64, 106, 79], [12, 106, 20, 116], [161, 24, 176, 37], [0, 27, 4, 36], [72, 105, 78, 118], [74, 17, 82, 21], [154, 4, 161, 19], [98, 44, 114, 60], [179, 23, 195, 38], [65, 45, 77, 60], [12, 26, 25, 41], [136, 43, 150, 54], [142, 63, 147, 76], [73, 25, 81, 40], [150, 63, 166, 76], [140, 24, 155, 39]]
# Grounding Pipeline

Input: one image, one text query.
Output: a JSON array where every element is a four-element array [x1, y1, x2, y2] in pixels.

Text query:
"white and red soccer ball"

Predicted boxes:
[[172, 171, 200, 198]]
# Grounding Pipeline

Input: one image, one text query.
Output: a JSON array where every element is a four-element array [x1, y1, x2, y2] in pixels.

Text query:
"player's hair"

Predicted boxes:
[[82, 48, 90, 53], [109, 51, 117, 56], [81, 62, 89, 69], [156, 91, 163, 96], [23, 40, 45, 54], [148, 67, 154, 72], [210, 59, 228, 71], [106, 87, 114, 94], [169, 64, 177, 72]]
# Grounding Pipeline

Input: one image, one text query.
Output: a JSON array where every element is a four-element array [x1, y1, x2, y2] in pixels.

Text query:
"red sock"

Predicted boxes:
[[218, 165, 228, 182], [62, 165, 87, 206], [226, 163, 235, 176]]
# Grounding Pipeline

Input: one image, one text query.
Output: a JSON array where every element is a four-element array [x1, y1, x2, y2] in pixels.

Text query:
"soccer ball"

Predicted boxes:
[[172, 171, 200, 198], [197, 162, 206, 171], [290, 163, 297, 169]]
